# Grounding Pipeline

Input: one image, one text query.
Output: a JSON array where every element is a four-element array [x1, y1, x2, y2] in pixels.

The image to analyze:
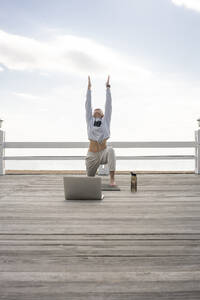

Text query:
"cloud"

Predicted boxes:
[[66, 50, 105, 72], [1, 28, 199, 143], [12, 92, 47, 102], [0, 65, 4, 71], [11, 92, 50, 112], [171, 0, 200, 13], [0, 29, 152, 82]]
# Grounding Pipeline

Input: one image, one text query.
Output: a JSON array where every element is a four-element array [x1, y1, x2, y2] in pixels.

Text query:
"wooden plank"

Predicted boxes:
[[4, 141, 195, 148], [1, 254, 200, 272], [1, 240, 200, 257], [3, 155, 195, 160], [1, 233, 200, 240], [0, 277, 200, 294], [5, 170, 195, 174], [0, 288, 200, 300]]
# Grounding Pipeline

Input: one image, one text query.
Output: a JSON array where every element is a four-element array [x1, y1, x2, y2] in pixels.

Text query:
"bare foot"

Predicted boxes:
[[109, 180, 116, 186]]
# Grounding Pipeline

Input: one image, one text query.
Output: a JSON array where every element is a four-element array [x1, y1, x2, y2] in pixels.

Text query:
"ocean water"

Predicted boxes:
[[4, 148, 195, 171]]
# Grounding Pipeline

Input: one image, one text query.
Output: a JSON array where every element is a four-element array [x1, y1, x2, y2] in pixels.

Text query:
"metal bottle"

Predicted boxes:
[[131, 172, 137, 192]]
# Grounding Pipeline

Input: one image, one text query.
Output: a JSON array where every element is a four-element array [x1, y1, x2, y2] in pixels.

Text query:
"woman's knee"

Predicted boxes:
[[86, 169, 96, 177], [85, 159, 99, 177]]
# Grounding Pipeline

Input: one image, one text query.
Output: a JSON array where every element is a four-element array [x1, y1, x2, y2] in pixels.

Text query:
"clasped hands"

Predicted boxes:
[[88, 75, 111, 90]]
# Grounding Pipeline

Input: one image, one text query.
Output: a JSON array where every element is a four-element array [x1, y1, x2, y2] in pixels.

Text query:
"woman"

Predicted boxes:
[[85, 75, 116, 186]]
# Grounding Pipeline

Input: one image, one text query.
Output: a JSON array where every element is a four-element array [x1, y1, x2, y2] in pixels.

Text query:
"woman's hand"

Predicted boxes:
[[88, 76, 91, 90], [106, 75, 111, 88]]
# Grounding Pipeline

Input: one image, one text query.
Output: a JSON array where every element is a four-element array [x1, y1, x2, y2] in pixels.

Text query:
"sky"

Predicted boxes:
[[0, 0, 200, 144]]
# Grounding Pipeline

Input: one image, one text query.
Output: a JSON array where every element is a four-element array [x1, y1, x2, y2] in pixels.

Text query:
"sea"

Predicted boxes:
[[4, 147, 195, 171]]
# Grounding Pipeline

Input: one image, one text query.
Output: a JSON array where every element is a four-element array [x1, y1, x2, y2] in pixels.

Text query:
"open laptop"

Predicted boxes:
[[63, 176, 104, 200]]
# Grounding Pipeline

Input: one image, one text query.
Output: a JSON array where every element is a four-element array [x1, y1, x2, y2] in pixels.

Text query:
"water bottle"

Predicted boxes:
[[131, 172, 137, 192]]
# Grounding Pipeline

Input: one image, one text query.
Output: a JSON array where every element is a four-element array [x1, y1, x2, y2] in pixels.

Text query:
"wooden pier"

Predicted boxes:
[[0, 173, 200, 299]]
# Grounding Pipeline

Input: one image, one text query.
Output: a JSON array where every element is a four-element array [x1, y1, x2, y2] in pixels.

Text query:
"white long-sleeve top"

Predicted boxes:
[[85, 87, 112, 143]]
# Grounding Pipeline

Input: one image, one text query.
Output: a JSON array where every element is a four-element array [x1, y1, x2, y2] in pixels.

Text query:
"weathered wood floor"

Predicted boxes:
[[0, 173, 200, 299]]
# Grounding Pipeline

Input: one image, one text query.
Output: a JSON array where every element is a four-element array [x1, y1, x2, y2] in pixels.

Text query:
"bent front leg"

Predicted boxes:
[[85, 153, 100, 177]]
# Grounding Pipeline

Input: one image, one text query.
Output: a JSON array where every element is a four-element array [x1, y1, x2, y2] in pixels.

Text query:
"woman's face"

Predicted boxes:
[[93, 108, 104, 118]]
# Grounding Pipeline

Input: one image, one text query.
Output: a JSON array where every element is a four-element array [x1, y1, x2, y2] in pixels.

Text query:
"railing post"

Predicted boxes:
[[0, 119, 5, 175], [195, 119, 200, 174]]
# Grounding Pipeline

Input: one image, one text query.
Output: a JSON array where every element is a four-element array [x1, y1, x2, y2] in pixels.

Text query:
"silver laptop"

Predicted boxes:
[[63, 176, 104, 200]]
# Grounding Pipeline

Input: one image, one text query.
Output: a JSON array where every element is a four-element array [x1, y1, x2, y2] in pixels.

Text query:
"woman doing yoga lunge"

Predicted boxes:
[[85, 76, 116, 186]]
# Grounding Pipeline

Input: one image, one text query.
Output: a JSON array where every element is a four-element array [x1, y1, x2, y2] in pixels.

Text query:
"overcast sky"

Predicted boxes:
[[0, 0, 200, 142]]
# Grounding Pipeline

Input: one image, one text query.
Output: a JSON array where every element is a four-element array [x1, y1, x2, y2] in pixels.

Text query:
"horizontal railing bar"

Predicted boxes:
[[4, 155, 195, 160], [4, 141, 195, 148]]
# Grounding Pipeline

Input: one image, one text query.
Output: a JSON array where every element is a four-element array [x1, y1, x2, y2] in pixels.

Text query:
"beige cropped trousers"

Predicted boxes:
[[85, 146, 116, 177]]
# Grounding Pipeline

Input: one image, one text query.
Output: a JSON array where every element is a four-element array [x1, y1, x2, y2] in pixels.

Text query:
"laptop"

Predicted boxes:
[[63, 176, 104, 200]]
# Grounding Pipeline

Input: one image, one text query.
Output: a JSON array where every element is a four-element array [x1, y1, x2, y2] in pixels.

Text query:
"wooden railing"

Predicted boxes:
[[0, 137, 199, 174], [3, 141, 195, 161]]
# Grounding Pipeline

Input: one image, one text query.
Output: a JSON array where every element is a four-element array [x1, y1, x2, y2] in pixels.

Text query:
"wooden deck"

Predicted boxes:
[[0, 173, 200, 299]]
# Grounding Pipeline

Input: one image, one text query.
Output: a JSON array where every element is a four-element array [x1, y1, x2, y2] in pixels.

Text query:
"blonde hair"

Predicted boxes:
[[93, 108, 104, 117]]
